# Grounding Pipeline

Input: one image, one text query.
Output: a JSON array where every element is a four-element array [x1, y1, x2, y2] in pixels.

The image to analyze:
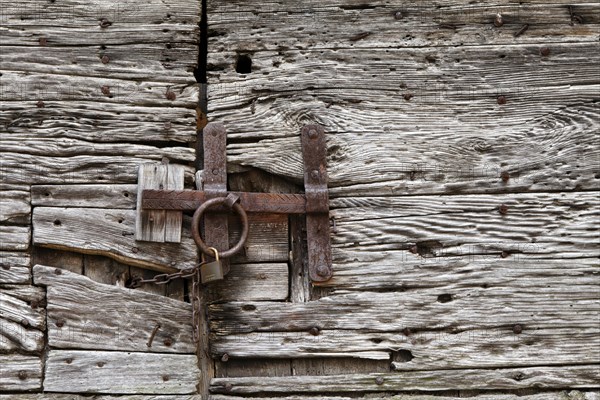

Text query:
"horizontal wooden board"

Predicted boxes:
[[0, 188, 30, 224], [208, 1, 599, 50], [206, 263, 289, 302], [1, 102, 197, 144], [0, 226, 30, 251], [211, 327, 599, 369], [0, 252, 31, 284], [0, 284, 45, 352], [33, 207, 198, 271], [44, 350, 199, 394], [0, 396, 203, 400], [328, 192, 600, 266], [34, 265, 194, 353], [209, 287, 599, 334], [0, 354, 42, 391], [32, 184, 138, 209], [211, 365, 600, 393]]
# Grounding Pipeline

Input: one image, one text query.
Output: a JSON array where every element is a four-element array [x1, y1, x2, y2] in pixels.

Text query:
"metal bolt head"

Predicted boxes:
[[494, 13, 503, 27], [316, 264, 330, 277], [309, 327, 320, 336], [497, 95, 507, 105], [394, 11, 403, 20], [55, 319, 65, 328], [308, 128, 318, 139], [540, 47, 551, 57], [311, 169, 320, 179], [101, 55, 110, 64], [165, 90, 176, 101], [131, 247, 139, 254], [21, 318, 29, 327], [499, 204, 509, 215], [513, 324, 523, 334], [375, 376, 384, 385]]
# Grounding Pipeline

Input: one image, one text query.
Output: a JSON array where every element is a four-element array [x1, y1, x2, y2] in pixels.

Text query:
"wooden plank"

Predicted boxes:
[[210, 393, 600, 400], [0, 188, 30, 224], [0, 396, 203, 400], [209, 287, 599, 335], [0, 355, 42, 392], [208, 1, 599, 50], [33, 207, 198, 272], [230, 214, 289, 264], [211, 365, 600, 393], [32, 184, 137, 209], [33, 264, 194, 353], [0, 153, 195, 185], [0, 226, 30, 251], [205, 263, 288, 302], [211, 327, 600, 369], [32, 247, 83, 274], [136, 164, 168, 242], [0, 285, 45, 352], [44, 350, 199, 394], [0, 252, 31, 284], [165, 164, 185, 243]]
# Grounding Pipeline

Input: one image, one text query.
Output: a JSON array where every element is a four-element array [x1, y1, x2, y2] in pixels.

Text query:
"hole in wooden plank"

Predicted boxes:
[[53, 220, 61, 226], [393, 349, 414, 362], [236, 54, 252, 74], [241, 304, 256, 311], [437, 293, 453, 303]]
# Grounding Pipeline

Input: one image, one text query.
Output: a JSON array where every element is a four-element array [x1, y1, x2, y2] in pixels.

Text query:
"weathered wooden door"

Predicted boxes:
[[1, 0, 599, 398]]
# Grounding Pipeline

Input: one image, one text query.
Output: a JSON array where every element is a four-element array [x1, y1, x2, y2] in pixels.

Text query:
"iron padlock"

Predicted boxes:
[[200, 247, 224, 284]]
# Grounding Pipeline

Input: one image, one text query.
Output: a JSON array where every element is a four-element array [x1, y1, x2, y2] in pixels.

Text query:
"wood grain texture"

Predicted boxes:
[[208, 1, 599, 50], [0, 284, 45, 352], [0, 226, 30, 251], [0, 396, 203, 400], [44, 350, 199, 394], [32, 184, 137, 209], [33, 265, 194, 353], [0, 354, 42, 391], [211, 365, 600, 393], [205, 263, 289, 302], [0, 187, 30, 225], [0, 252, 31, 284], [136, 164, 169, 242], [33, 207, 198, 271]]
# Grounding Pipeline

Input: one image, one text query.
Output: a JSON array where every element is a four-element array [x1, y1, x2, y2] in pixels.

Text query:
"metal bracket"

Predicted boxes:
[[137, 122, 332, 283]]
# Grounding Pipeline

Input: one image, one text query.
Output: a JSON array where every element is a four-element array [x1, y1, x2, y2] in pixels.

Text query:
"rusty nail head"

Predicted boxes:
[[163, 338, 173, 347], [101, 55, 110, 64], [258, 273, 267, 280], [501, 250, 510, 258], [394, 11, 403, 20], [221, 353, 230, 362], [166, 90, 176, 101], [409, 245, 418, 254], [212, 168, 219, 175], [164, 121, 172, 130], [224, 383, 233, 392], [540, 47, 551, 57], [97, 361, 105, 367], [18, 370, 27, 380], [403, 93, 413, 101], [162, 375, 170, 382], [309, 327, 320, 336], [36, 100, 45, 108], [311, 170, 320, 179], [54, 268, 62, 275], [513, 324, 523, 334], [308, 128, 318, 139], [101, 85, 111, 96], [499, 204, 509, 215], [497, 95, 507, 105], [56, 319, 65, 328], [21, 318, 29, 327], [494, 13, 503, 27], [131, 247, 139, 254], [316, 264, 329, 277], [99, 18, 112, 28], [375, 376, 384, 385], [39, 37, 47, 46], [501, 171, 510, 182], [65, 358, 73, 364]]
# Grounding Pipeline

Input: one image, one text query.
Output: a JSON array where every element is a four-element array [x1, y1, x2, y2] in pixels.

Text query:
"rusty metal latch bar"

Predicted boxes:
[[140, 122, 332, 283]]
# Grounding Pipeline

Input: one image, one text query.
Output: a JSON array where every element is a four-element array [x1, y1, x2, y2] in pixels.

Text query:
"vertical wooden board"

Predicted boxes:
[[165, 164, 185, 243], [0, 355, 42, 391], [44, 350, 199, 394], [136, 164, 168, 242]]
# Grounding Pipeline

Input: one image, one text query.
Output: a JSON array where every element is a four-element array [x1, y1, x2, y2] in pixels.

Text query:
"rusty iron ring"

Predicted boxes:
[[191, 196, 249, 259]]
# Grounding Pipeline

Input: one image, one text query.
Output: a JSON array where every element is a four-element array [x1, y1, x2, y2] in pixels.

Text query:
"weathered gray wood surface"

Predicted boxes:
[[0, 185, 30, 224], [34, 265, 195, 353], [44, 350, 199, 394], [211, 365, 600, 393], [32, 184, 138, 209], [0, 284, 45, 352], [211, 394, 600, 400], [0, 252, 31, 284], [0, 226, 30, 252], [0, 355, 42, 391]]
